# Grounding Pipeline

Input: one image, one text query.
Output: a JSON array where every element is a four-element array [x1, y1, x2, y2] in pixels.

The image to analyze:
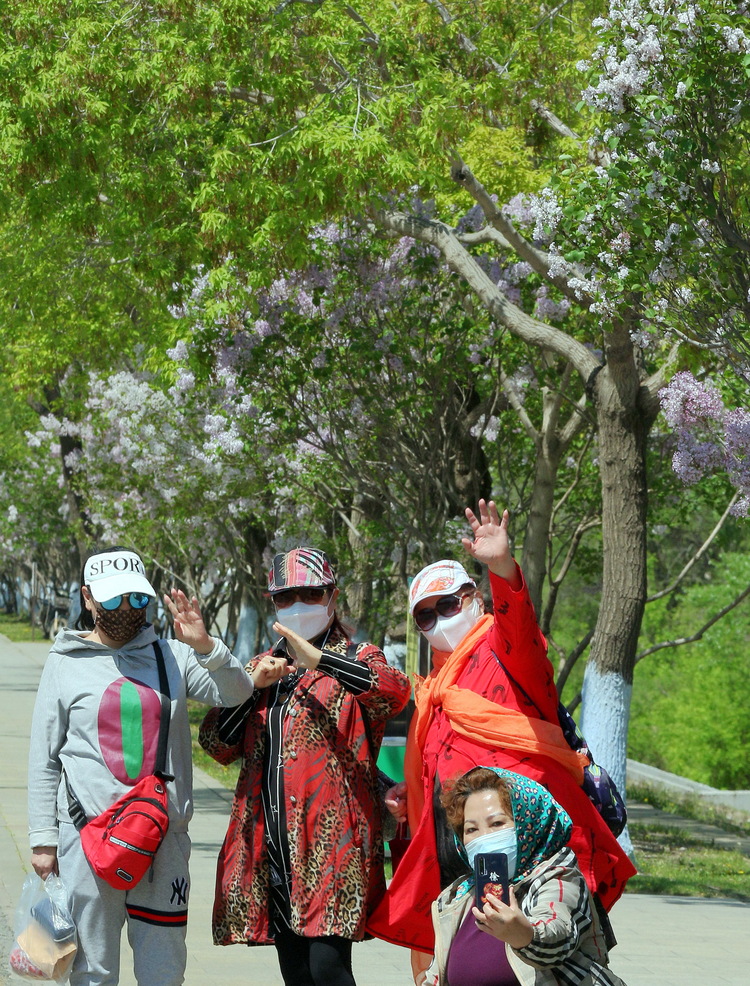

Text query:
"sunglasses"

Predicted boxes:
[[100, 592, 151, 611], [413, 591, 474, 632], [272, 586, 330, 609]]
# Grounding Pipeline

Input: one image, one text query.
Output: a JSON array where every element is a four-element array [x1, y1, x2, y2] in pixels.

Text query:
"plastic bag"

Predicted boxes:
[[8, 874, 77, 983]]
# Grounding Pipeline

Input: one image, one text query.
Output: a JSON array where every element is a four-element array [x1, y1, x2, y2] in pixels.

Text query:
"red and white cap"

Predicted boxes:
[[409, 560, 476, 614]]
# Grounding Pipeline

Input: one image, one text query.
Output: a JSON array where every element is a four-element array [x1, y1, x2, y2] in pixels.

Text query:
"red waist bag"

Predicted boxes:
[[68, 642, 173, 891], [79, 773, 170, 890]]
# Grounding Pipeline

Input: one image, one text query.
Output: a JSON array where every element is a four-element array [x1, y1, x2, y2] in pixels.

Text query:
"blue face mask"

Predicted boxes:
[[464, 827, 518, 880]]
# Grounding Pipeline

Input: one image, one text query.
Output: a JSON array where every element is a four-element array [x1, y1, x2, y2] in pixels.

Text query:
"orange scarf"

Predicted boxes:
[[404, 615, 588, 832]]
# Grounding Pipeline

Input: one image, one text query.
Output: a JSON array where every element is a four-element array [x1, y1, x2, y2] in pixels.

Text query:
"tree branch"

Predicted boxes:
[[343, 5, 391, 82], [542, 516, 600, 634], [636, 581, 750, 663], [640, 341, 682, 414], [646, 493, 740, 603], [449, 157, 592, 307], [212, 83, 276, 105], [553, 626, 595, 697], [458, 227, 512, 251], [373, 207, 600, 379], [498, 367, 538, 441], [423, 0, 509, 76], [530, 99, 580, 141]]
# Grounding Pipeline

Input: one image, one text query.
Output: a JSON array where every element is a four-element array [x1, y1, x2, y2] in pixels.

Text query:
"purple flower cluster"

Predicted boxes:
[[660, 372, 750, 514]]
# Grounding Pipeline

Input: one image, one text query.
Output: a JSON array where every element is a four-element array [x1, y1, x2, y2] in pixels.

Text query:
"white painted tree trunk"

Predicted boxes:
[[233, 600, 260, 663], [580, 662, 635, 857]]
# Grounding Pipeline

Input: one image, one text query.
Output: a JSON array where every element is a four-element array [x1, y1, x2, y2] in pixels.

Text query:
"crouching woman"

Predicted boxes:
[[421, 767, 628, 986]]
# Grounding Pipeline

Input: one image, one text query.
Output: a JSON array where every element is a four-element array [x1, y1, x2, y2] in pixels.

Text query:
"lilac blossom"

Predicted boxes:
[[660, 373, 750, 514]]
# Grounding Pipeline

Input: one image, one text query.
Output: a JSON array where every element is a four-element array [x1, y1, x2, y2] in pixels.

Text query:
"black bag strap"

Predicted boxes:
[[152, 640, 173, 779], [66, 641, 173, 828]]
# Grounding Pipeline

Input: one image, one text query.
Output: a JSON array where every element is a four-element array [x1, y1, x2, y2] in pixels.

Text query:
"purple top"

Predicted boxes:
[[445, 908, 519, 985]]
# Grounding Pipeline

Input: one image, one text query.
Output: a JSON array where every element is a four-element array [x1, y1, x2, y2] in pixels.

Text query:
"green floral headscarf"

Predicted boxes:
[[453, 766, 573, 897]]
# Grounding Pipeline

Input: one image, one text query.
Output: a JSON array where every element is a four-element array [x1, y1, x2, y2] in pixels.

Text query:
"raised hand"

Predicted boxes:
[[462, 499, 519, 585], [272, 621, 323, 670], [163, 588, 214, 655]]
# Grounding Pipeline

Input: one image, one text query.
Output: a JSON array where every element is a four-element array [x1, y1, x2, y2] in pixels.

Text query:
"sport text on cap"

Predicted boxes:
[[84, 550, 157, 603]]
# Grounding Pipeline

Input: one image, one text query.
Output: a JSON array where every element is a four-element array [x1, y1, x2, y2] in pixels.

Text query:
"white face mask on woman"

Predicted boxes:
[[276, 598, 334, 641], [464, 827, 518, 880], [421, 597, 482, 652]]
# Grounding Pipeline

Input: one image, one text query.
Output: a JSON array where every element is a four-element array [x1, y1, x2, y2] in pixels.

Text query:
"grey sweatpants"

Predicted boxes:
[[58, 820, 191, 986]]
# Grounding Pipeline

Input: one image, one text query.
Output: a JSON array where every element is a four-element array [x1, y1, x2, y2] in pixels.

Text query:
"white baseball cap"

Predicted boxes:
[[409, 560, 476, 614], [83, 550, 157, 603]]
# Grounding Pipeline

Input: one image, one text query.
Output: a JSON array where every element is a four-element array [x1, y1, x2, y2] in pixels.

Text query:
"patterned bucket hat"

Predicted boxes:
[[267, 547, 337, 594]]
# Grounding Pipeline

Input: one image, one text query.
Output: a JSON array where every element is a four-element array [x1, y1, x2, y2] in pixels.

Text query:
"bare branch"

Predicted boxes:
[[530, 99, 580, 141], [449, 157, 592, 307], [542, 517, 600, 633], [212, 83, 276, 106], [558, 393, 590, 445], [423, 0, 509, 76], [498, 367, 538, 441], [638, 342, 682, 418], [343, 5, 391, 81], [552, 626, 595, 696], [646, 493, 740, 603], [373, 207, 600, 379], [636, 581, 750, 663], [458, 227, 512, 251], [274, 0, 322, 12]]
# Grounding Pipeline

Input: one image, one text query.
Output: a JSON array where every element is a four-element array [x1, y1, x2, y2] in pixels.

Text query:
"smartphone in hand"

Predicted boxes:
[[474, 852, 510, 910]]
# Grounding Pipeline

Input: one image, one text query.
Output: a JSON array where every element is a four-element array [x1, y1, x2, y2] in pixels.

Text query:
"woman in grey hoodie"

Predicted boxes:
[[28, 547, 254, 986]]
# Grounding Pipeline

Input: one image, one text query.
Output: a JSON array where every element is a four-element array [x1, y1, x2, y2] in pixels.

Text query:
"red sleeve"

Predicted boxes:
[[353, 643, 411, 722], [486, 564, 559, 722]]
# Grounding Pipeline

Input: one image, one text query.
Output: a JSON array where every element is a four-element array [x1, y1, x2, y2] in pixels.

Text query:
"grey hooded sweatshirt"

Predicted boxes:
[[28, 622, 254, 848]]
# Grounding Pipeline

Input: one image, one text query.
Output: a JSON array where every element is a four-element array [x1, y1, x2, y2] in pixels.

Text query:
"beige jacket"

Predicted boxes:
[[424, 847, 627, 986]]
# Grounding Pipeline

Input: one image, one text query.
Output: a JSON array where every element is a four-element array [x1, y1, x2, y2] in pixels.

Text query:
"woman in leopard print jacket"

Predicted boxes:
[[199, 547, 410, 986]]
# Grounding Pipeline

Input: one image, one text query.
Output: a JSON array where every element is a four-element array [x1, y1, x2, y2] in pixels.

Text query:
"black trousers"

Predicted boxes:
[[273, 923, 356, 986]]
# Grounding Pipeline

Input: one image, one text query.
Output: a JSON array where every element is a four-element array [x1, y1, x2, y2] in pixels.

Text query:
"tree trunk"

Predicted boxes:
[[579, 326, 650, 851], [523, 417, 561, 618], [346, 495, 377, 631]]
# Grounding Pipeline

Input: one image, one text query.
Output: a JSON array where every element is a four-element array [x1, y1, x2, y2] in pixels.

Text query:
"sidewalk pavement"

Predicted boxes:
[[1, 634, 748, 985]]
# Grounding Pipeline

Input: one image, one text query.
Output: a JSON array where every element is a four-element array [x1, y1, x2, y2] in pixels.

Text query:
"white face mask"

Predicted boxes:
[[465, 827, 518, 879], [276, 598, 334, 641], [421, 597, 482, 652]]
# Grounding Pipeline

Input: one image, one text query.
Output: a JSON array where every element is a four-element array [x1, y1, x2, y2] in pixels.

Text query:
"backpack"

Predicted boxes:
[[491, 648, 627, 837]]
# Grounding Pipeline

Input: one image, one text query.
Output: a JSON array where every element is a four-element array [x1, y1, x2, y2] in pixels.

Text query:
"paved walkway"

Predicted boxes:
[[1, 635, 748, 985]]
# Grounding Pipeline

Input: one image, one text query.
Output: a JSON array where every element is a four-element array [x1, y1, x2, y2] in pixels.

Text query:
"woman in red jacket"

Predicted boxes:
[[199, 547, 410, 986], [367, 501, 635, 981]]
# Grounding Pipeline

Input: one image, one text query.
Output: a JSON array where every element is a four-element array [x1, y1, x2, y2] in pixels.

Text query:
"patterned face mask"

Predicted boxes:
[[95, 605, 147, 642]]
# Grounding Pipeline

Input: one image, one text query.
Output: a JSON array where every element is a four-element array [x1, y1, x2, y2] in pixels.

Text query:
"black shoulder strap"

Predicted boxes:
[[152, 640, 173, 779]]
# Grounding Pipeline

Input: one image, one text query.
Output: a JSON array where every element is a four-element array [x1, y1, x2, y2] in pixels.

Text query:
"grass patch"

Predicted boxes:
[[626, 823, 750, 901], [188, 700, 241, 788], [628, 782, 750, 837], [0, 612, 43, 642]]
